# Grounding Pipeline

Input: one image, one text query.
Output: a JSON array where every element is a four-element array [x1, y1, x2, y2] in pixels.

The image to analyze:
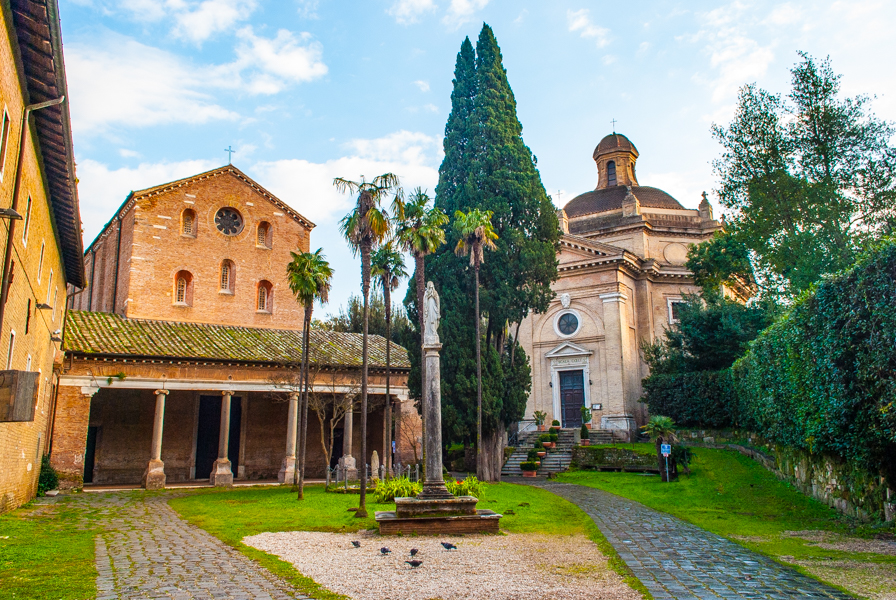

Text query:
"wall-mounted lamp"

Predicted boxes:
[[548, 381, 552, 387], [589, 380, 593, 385], [36, 303, 52, 310], [0, 208, 22, 220]]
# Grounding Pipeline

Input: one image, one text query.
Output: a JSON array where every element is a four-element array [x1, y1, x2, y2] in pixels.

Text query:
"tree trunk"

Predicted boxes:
[[480, 426, 504, 482], [297, 303, 313, 499], [474, 258, 483, 481], [415, 252, 426, 475], [357, 242, 371, 517], [383, 281, 392, 475]]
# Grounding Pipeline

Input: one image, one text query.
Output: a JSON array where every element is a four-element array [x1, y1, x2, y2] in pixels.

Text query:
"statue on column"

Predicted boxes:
[[423, 281, 440, 346]]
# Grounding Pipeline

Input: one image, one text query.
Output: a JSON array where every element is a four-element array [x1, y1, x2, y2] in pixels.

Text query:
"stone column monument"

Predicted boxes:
[[375, 281, 501, 534]]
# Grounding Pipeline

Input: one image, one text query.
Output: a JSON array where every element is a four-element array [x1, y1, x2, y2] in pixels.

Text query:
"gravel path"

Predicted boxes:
[[523, 480, 856, 600], [245, 530, 641, 600]]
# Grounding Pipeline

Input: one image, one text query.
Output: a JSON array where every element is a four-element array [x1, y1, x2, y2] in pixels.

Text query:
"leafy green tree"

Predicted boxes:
[[712, 52, 896, 297], [414, 24, 556, 480], [642, 293, 777, 376], [685, 231, 754, 296], [318, 291, 411, 344], [453, 208, 498, 479], [641, 415, 676, 483], [371, 242, 407, 474], [286, 248, 333, 500], [335, 173, 399, 517]]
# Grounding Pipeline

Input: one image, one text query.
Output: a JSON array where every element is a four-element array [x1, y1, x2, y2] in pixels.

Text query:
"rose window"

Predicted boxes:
[[215, 207, 244, 235]]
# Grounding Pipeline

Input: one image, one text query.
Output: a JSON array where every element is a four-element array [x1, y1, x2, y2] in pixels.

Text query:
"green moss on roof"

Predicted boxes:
[[64, 311, 410, 369]]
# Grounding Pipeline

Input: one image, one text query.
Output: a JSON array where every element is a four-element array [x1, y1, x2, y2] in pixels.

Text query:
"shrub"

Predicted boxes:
[[580, 405, 592, 424], [551, 419, 560, 427], [533, 410, 547, 426], [538, 433, 551, 443], [37, 455, 58, 496], [671, 445, 694, 475], [732, 239, 896, 480], [643, 370, 735, 428], [580, 424, 589, 439], [520, 461, 539, 472], [527, 449, 540, 461], [549, 433, 558, 442], [374, 476, 421, 503], [549, 426, 559, 435], [445, 475, 483, 497], [533, 441, 544, 450]]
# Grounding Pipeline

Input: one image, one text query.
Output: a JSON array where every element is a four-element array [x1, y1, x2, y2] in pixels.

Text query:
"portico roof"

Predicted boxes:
[[63, 311, 410, 369]]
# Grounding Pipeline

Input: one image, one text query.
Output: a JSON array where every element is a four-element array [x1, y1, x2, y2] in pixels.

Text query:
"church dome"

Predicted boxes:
[[564, 186, 684, 218], [593, 133, 638, 161]]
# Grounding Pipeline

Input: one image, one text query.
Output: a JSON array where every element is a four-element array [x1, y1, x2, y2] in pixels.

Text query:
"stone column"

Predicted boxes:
[[50, 385, 98, 489], [142, 389, 169, 490], [340, 407, 357, 479], [417, 342, 452, 499], [278, 393, 299, 483], [210, 390, 234, 487]]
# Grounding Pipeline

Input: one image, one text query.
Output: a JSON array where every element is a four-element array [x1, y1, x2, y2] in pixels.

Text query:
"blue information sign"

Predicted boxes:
[[661, 443, 671, 457]]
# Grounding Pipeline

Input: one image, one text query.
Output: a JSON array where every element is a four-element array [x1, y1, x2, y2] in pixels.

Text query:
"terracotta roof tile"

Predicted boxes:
[[63, 311, 410, 369], [564, 186, 685, 218]]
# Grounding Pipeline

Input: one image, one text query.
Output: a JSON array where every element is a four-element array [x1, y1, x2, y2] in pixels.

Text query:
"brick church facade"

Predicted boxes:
[[54, 166, 412, 489]]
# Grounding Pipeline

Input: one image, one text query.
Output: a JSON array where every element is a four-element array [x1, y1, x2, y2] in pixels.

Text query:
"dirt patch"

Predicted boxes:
[[789, 558, 896, 600], [784, 530, 896, 556], [244, 531, 640, 600]]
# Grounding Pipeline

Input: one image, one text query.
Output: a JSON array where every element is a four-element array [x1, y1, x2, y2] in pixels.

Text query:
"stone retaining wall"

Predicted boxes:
[[678, 428, 895, 523], [570, 446, 658, 472]]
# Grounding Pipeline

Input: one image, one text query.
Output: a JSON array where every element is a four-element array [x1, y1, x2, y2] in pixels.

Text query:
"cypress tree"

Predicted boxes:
[[407, 25, 558, 480]]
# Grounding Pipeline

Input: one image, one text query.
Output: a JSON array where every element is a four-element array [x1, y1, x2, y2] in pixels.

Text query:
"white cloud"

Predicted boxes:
[[118, 149, 140, 158], [602, 55, 617, 66], [513, 9, 527, 25], [77, 158, 218, 244], [295, 0, 319, 19], [637, 41, 651, 57], [763, 3, 802, 26], [414, 80, 430, 92], [442, 0, 489, 30], [171, 0, 258, 44], [567, 9, 610, 48], [424, 103, 439, 113], [66, 29, 327, 134], [66, 34, 240, 134], [388, 0, 437, 25]]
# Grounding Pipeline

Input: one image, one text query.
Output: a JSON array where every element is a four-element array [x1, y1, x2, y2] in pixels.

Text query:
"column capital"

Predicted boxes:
[[288, 392, 300, 401], [221, 390, 234, 397], [80, 385, 100, 397], [154, 389, 170, 396]]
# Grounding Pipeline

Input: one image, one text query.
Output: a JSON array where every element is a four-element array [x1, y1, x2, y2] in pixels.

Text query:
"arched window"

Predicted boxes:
[[256, 221, 271, 248], [174, 270, 193, 306], [607, 161, 617, 186], [220, 260, 235, 294], [257, 280, 273, 313], [182, 209, 196, 237]]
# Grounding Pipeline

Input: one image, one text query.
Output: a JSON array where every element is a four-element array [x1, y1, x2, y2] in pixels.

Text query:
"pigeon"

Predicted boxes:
[[410, 548, 419, 557], [441, 542, 457, 551], [351, 541, 361, 548], [406, 560, 423, 568], [380, 547, 392, 555]]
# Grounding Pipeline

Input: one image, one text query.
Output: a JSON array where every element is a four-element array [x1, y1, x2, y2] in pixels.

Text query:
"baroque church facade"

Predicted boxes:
[[54, 166, 412, 489], [518, 133, 738, 438]]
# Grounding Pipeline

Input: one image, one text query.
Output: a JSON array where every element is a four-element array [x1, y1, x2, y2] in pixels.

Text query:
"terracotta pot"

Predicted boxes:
[[521, 471, 537, 478], [580, 440, 591, 446], [536, 451, 546, 458], [586, 423, 593, 429], [537, 424, 546, 431], [542, 442, 555, 449]]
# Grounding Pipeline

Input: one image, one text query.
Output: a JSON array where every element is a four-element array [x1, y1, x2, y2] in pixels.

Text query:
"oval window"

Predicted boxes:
[[215, 207, 244, 235], [558, 312, 579, 335]]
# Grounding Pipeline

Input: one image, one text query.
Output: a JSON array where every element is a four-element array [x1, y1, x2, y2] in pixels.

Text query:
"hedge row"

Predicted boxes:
[[645, 239, 896, 479]]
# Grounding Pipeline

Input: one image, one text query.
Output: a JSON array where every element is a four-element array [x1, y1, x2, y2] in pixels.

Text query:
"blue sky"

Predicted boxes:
[[59, 0, 896, 316]]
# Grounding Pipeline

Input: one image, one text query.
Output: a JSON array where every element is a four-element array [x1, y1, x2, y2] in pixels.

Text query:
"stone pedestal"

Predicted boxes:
[[278, 456, 296, 484], [210, 458, 234, 487], [338, 455, 358, 480], [417, 342, 452, 500], [142, 459, 166, 490]]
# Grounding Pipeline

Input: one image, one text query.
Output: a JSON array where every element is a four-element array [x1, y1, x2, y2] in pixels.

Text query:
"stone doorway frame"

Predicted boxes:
[[544, 341, 593, 426]]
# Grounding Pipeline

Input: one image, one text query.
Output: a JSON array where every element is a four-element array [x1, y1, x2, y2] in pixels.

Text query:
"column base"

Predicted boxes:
[[338, 455, 358, 480], [143, 459, 166, 490], [417, 480, 454, 500], [210, 458, 234, 487], [278, 456, 296, 484]]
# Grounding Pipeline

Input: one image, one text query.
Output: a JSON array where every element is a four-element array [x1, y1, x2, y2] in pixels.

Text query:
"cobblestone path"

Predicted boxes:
[[528, 481, 853, 600], [82, 492, 308, 600]]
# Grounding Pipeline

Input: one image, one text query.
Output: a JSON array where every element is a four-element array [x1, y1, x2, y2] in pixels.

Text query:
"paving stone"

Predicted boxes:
[[525, 481, 854, 600]]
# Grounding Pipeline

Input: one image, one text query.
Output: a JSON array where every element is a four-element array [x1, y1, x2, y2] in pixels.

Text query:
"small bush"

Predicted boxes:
[[671, 445, 694, 474], [551, 419, 560, 427], [538, 433, 551, 443], [527, 449, 540, 461], [549, 433, 558, 442], [520, 461, 540, 472], [580, 424, 589, 439], [445, 475, 483, 497], [533, 441, 544, 450], [374, 476, 421, 503], [37, 455, 58, 496], [581, 405, 592, 424], [549, 426, 559, 435]]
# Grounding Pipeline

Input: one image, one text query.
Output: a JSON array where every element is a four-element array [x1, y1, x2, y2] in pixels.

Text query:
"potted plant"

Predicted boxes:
[[579, 423, 591, 446], [520, 461, 539, 477], [534, 410, 547, 432], [539, 433, 554, 449], [534, 441, 546, 458], [551, 419, 560, 428], [527, 449, 541, 467], [581, 405, 593, 430]]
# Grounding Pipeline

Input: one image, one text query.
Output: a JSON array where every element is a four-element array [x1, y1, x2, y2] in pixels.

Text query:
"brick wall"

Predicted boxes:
[[48, 385, 91, 489], [0, 5, 75, 512]]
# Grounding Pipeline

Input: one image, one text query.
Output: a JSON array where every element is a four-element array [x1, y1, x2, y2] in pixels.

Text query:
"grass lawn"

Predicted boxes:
[[170, 482, 651, 599], [0, 496, 98, 600], [558, 445, 896, 597]]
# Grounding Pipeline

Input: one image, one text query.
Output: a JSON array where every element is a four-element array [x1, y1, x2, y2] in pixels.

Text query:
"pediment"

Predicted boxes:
[[559, 235, 625, 264], [544, 341, 593, 358]]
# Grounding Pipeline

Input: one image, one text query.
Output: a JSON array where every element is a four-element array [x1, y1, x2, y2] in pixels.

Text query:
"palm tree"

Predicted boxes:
[[642, 415, 677, 482], [335, 173, 400, 517], [453, 208, 498, 480], [286, 248, 333, 500], [370, 242, 407, 476], [393, 188, 448, 396]]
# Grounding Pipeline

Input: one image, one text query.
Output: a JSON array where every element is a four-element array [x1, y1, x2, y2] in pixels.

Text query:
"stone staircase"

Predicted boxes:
[[503, 428, 614, 478]]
